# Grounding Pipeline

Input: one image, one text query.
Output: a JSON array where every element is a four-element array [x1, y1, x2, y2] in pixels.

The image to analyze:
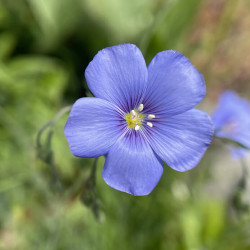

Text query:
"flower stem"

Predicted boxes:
[[214, 136, 250, 150], [36, 104, 72, 189], [81, 157, 102, 221], [36, 104, 72, 148]]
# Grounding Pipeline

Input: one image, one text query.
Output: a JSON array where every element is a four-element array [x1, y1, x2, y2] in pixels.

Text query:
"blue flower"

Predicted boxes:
[[65, 44, 214, 196], [212, 91, 250, 158]]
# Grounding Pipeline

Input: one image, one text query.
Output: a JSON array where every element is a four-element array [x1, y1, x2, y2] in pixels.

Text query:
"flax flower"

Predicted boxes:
[[212, 91, 250, 158], [65, 44, 214, 195]]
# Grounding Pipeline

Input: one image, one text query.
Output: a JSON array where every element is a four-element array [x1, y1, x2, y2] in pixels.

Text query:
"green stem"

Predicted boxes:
[[36, 104, 72, 148], [139, 0, 175, 54], [240, 159, 249, 178], [81, 157, 101, 220], [36, 104, 72, 189], [214, 136, 250, 150]]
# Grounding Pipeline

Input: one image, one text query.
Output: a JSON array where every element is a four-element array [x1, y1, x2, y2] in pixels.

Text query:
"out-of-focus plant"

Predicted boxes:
[[1, 0, 250, 249]]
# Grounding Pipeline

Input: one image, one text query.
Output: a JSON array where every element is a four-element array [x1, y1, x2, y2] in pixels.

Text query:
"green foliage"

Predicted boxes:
[[0, 0, 250, 249]]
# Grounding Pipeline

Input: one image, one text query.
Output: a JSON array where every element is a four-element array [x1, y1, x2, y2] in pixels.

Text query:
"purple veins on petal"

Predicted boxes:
[[64, 97, 125, 158], [143, 109, 214, 172], [85, 44, 148, 113], [142, 50, 206, 117], [102, 131, 163, 196]]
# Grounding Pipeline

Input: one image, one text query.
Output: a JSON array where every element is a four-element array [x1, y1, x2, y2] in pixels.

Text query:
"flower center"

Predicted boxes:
[[124, 104, 155, 131], [125, 108, 144, 130]]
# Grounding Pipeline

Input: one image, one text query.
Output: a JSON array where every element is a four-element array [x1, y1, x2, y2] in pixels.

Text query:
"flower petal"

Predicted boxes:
[[102, 132, 163, 196], [85, 44, 148, 113], [144, 109, 214, 172], [143, 50, 206, 116], [64, 97, 124, 158], [212, 91, 250, 147]]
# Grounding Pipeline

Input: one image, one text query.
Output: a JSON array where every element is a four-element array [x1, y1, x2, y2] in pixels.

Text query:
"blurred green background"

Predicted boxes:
[[0, 0, 250, 249]]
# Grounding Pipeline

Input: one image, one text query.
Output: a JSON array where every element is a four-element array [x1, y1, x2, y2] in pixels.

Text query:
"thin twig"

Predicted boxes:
[[36, 104, 72, 148], [36, 104, 72, 189]]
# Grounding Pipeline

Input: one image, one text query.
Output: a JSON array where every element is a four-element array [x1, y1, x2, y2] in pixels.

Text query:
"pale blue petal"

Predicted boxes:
[[144, 109, 214, 172], [64, 97, 124, 158], [85, 44, 148, 113], [102, 132, 163, 196], [212, 91, 250, 149], [142, 50, 206, 116]]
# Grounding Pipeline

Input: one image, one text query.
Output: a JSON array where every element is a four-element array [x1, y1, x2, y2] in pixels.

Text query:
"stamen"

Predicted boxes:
[[131, 110, 136, 117], [148, 114, 155, 119], [147, 122, 153, 128], [138, 104, 144, 112], [135, 125, 140, 131]]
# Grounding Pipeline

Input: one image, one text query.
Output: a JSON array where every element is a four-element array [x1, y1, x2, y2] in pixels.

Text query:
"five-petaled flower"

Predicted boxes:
[[212, 91, 250, 159], [64, 44, 214, 196]]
